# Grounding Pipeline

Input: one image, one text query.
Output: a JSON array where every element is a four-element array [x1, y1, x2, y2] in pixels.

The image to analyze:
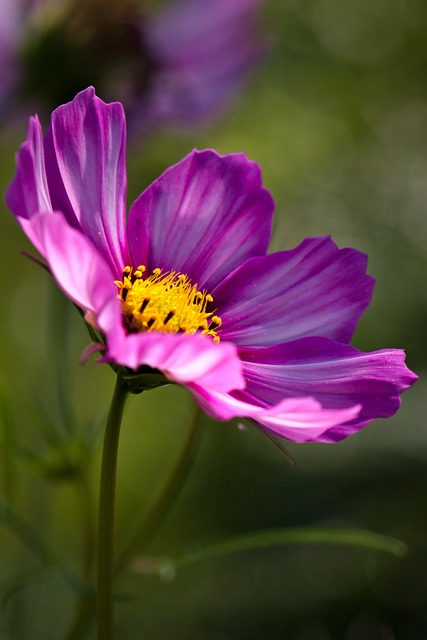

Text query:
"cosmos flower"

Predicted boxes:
[[5, 88, 416, 442], [0, 0, 264, 131]]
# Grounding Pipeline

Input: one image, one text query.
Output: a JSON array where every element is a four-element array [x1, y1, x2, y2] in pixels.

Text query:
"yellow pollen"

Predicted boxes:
[[114, 266, 221, 342]]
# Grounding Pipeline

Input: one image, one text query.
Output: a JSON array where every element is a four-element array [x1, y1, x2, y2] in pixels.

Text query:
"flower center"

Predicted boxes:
[[114, 266, 222, 342]]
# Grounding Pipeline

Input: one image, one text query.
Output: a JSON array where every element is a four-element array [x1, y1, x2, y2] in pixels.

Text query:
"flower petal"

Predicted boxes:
[[128, 149, 274, 290], [26, 211, 116, 326], [43, 87, 130, 274], [143, 0, 264, 125], [215, 236, 375, 346], [236, 337, 417, 441], [107, 331, 245, 394], [188, 387, 361, 443], [5, 116, 53, 220]]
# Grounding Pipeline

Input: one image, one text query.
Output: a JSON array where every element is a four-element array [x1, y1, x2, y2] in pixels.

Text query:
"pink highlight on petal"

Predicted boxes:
[[189, 385, 362, 443], [107, 331, 245, 395], [27, 211, 116, 324]]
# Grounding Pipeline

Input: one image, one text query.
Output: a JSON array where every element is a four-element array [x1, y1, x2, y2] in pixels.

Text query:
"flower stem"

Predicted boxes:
[[96, 374, 129, 640], [62, 400, 204, 640]]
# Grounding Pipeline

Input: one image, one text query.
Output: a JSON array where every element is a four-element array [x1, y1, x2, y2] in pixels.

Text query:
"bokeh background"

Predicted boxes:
[[0, 1, 426, 638]]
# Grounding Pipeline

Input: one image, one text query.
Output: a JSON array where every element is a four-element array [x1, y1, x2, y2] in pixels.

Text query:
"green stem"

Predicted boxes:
[[62, 401, 204, 640], [116, 404, 204, 573], [96, 375, 129, 640], [170, 527, 408, 569]]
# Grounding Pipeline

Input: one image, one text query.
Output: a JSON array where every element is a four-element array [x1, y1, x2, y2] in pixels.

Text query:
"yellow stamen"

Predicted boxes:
[[115, 266, 221, 342]]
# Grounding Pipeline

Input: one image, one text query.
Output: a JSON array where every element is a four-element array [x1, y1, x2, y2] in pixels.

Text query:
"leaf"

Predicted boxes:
[[130, 526, 408, 580]]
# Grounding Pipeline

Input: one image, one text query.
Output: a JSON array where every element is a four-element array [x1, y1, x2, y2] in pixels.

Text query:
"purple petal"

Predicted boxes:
[[144, 0, 264, 125], [189, 387, 361, 443], [128, 149, 274, 290], [215, 236, 375, 346], [107, 331, 245, 394], [5, 116, 53, 220], [43, 87, 130, 274], [27, 211, 117, 327], [237, 337, 417, 441]]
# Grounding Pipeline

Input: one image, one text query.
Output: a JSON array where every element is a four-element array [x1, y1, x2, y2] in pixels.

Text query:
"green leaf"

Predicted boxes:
[[131, 526, 408, 580]]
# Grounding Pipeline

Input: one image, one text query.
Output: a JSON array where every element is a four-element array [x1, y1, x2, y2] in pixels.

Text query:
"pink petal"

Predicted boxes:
[[27, 212, 116, 325], [189, 386, 361, 443], [107, 331, 245, 394]]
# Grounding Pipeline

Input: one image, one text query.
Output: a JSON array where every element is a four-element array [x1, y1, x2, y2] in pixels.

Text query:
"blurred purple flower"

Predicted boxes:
[[0, 0, 264, 131], [139, 0, 264, 128], [0, 0, 21, 106], [5, 88, 417, 443]]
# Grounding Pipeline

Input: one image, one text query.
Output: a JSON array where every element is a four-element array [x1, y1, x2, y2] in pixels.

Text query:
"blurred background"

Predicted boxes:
[[0, 0, 426, 638]]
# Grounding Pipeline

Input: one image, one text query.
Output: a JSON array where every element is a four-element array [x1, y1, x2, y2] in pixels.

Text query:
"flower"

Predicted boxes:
[[5, 87, 417, 443], [0, 0, 264, 131], [136, 0, 264, 129]]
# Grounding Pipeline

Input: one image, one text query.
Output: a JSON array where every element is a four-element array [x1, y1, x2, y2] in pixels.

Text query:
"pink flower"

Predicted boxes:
[[5, 88, 417, 442]]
